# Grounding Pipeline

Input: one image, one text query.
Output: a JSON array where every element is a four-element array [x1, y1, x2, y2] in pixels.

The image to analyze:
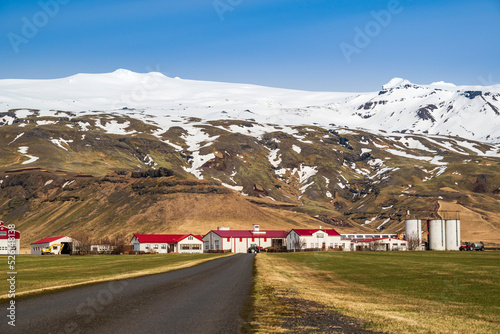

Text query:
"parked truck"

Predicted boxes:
[[460, 241, 484, 251]]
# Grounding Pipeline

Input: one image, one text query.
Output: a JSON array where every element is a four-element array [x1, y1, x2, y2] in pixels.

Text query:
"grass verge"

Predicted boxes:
[[252, 251, 500, 333], [0, 253, 231, 301]]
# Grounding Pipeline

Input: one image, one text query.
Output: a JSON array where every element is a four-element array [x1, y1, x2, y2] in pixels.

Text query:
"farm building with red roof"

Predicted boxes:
[[30, 235, 76, 255], [203, 225, 287, 253], [131, 234, 204, 254], [286, 228, 347, 251], [0, 221, 20, 255]]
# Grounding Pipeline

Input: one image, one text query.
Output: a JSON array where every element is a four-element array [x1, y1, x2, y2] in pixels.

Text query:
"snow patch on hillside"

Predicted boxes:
[[50, 138, 74, 151], [181, 127, 219, 179], [18, 146, 39, 164]]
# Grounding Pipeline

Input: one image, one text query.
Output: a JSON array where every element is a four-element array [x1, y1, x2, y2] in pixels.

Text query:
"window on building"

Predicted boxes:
[[0, 231, 6, 236], [145, 245, 150, 249], [161, 244, 167, 249], [317, 233, 324, 238], [382, 235, 389, 238], [356, 235, 363, 238], [181, 244, 190, 250], [188, 236, 193, 240], [192, 244, 201, 250], [153, 244, 159, 249], [215, 240, 220, 250]]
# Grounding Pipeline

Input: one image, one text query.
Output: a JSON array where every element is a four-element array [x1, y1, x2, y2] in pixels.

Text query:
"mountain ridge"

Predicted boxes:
[[1, 70, 499, 143]]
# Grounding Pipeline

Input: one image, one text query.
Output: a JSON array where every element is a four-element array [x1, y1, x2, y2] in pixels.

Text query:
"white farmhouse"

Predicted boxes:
[[203, 225, 287, 253], [351, 237, 408, 251], [131, 234, 204, 254], [30, 236, 75, 255], [0, 221, 20, 255], [286, 228, 346, 251]]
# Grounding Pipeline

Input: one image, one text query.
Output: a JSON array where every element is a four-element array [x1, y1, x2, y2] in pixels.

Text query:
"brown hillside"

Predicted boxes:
[[0, 169, 329, 249], [438, 200, 500, 246]]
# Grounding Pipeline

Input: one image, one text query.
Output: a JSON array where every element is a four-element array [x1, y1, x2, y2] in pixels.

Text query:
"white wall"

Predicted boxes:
[[31, 243, 49, 255], [178, 237, 204, 253], [287, 230, 343, 251], [0, 239, 20, 255]]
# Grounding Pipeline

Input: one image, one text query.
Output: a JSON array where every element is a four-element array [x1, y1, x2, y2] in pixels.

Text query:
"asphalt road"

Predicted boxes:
[[1, 254, 255, 334]]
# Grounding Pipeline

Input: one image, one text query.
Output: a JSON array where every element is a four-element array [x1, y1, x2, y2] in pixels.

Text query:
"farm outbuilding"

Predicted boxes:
[[0, 221, 20, 255], [30, 236, 76, 255], [131, 234, 204, 254], [350, 237, 408, 251], [203, 225, 287, 253], [287, 228, 346, 251]]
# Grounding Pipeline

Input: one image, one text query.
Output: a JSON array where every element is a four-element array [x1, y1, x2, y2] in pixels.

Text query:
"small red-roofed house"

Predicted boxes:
[[131, 234, 204, 254], [286, 228, 345, 251], [0, 221, 20, 255], [30, 236, 75, 255]]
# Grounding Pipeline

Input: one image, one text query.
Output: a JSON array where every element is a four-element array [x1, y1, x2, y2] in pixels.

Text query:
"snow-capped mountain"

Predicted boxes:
[[1, 69, 499, 143], [1, 70, 500, 246]]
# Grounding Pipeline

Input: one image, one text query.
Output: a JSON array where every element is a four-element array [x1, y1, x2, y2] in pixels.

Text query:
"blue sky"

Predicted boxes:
[[0, 0, 499, 91]]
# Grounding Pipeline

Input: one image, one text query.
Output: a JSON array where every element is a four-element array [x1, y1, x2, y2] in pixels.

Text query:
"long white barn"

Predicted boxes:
[[131, 234, 204, 253]]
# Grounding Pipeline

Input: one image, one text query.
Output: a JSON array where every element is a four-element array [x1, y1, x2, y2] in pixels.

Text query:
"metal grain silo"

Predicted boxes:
[[405, 219, 422, 243], [428, 219, 446, 250], [445, 220, 461, 251]]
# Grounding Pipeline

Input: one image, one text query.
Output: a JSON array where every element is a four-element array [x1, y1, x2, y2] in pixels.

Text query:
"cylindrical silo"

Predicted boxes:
[[405, 219, 422, 243], [428, 219, 446, 250], [445, 220, 461, 251]]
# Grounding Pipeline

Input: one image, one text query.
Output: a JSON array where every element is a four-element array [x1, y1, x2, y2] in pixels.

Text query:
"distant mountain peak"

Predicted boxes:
[[382, 77, 413, 90]]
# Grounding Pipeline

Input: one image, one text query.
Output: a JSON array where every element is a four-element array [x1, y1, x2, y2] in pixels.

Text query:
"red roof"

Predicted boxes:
[[210, 230, 288, 238], [289, 229, 340, 237], [0, 222, 20, 239], [31, 236, 69, 244], [133, 234, 203, 243]]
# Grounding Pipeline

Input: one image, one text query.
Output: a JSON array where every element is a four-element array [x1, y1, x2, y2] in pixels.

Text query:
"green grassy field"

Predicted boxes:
[[0, 253, 228, 301], [254, 251, 500, 333]]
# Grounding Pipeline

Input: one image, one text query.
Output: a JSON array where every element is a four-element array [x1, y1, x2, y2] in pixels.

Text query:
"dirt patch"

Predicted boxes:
[[439, 187, 459, 193], [277, 296, 382, 334]]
